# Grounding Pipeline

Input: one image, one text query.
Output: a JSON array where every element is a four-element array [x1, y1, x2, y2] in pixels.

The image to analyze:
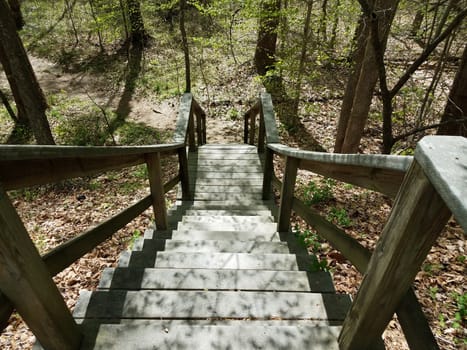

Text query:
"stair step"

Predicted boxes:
[[178, 209, 274, 216], [188, 161, 263, 167], [74, 290, 351, 320], [169, 230, 280, 241], [175, 199, 274, 208], [188, 178, 264, 186], [189, 165, 262, 172], [181, 215, 275, 223], [164, 239, 289, 253], [192, 172, 263, 179], [98, 267, 334, 292], [125, 238, 289, 254], [189, 185, 263, 193], [153, 252, 313, 271], [194, 156, 262, 162], [83, 324, 341, 350], [177, 221, 277, 232]]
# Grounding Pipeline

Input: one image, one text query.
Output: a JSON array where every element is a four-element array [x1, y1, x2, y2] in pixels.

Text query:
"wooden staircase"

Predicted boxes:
[[69, 144, 352, 349]]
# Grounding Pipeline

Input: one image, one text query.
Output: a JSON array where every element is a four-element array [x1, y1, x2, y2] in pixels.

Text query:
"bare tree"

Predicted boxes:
[[334, 0, 400, 153], [437, 43, 467, 136], [254, 0, 281, 76], [0, 0, 55, 144]]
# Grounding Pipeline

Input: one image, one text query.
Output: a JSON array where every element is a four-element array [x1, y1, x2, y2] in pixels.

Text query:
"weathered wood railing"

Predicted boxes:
[[244, 92, 466, 350], [0, 93, 206, 349]]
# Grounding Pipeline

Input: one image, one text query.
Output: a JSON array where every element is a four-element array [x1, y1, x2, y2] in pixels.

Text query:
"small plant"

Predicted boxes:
[[295, 227, 321, 252], [228, 108, 240, 120], [429, 286, 438, 300], [302, 178, 335, 205], [452, 292, 466, 329], [327, 207, 352, 228], [127, 229, 142, 249], [294, 226, 328, 272], [310, 254, 329, 272]]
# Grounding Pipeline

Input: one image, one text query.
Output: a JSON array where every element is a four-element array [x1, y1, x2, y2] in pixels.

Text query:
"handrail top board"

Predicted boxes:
[[416, 136, 467, 232], [0, 143, 183, 161], [268, 143, 413, 172]]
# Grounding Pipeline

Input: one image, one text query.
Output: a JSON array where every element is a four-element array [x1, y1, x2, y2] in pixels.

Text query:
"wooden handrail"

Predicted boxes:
[[174, 92, 207, 150], [0, 93, 208, 348], [250, 92, 449, 350], [268, 143, 411, 198]]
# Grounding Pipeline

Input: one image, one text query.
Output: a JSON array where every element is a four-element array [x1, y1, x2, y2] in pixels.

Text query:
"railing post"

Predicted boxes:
[[249, 112, 256, 145], [201, 111, 207, 144], [258, 108, 266, 153], [145, 152, 168, 230], [262, 147, 274, 200], [188, 109, 196, 152], [338, 160, 452, 349], [244, 114, 249, 144], [0, 187, 82, 349], [277, 156, 299, 232], [178, 147, 191, 200]]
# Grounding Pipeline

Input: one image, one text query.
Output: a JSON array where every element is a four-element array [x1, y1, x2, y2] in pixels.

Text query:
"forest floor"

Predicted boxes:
[[0, 53, 465, 350]]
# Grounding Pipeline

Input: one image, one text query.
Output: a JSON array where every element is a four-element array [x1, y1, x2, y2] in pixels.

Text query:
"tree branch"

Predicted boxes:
[[390, 7, 467, 98], [393, 116, 467, 143]]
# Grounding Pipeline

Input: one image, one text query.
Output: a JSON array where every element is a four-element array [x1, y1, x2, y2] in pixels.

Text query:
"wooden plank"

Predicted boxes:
[[0, 293, 13, 331], [0, 143, 182, 161], [190, 185, 262, 193], [88, 324, 342, 350], [163, 175, 180, 193], [173, 93, 192, 143], [188, 109, 196, 152], [177, 147, 191, 200], [73, 290, 351, 321], [0, 187, 82, 349], [260, 92, 280, 143], [177, 221, 277, 233], [191, 172, 263, 179], [98, 267, 333, 292], [249, 109, 256, 145], [154, 252, 306, 270], [1, 155, 143, 190], [415, 136, 467, 231], [292, 198, 371, 273], [42, 195, 152, 276], [189, 162, 263, 174], [268, 143, 411, 198], [163, 239, 288, 253], [145, 153, 168, 230], [170, 230, 280, 242], [277, 156, 299, 232], [244, 101, 260, 144], [262, 147, 274, 200], [258, 107, 266, 152], [192, 98, 206, 145], [338, 161, 452, 349]]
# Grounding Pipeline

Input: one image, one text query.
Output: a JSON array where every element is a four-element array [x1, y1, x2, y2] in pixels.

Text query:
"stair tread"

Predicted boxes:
[[181, 215, 274, 223], [177, 221, 277, 232], [74, 290, 351, 320], [82, 324, 341, 350], [153, 251, 313, 270], [168, 230, 281, 241], [98, 267, 335, 292]]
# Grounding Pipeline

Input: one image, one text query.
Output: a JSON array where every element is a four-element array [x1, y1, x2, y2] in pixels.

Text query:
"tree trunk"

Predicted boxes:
[[334, 16, 368, 152], [127, 0, 147, 46], [180, 0, 191, 92], [8, 0, 24, 30], [335, 0, 399, 153], [437, 43, 467, 136], [254, 0, 281, 76], [0, 0, 55, 145]]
